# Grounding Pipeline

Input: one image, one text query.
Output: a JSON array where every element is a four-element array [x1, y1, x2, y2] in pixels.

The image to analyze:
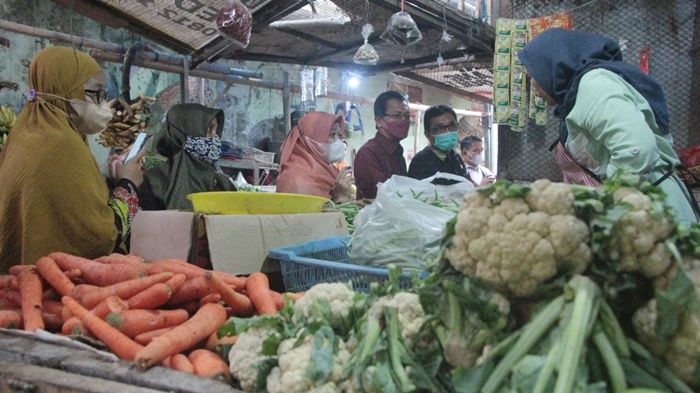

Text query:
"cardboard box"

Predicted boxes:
[[205, 212, 348, 274], [131, 210, 348, 275], [130, 210, 195, 262]]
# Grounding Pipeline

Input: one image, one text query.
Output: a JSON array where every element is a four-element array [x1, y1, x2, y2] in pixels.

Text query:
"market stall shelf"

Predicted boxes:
[[0, 329, 242, 393]]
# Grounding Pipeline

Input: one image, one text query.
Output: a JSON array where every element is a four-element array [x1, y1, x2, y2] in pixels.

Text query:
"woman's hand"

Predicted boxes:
[[480, 175, 496, 186], [113, 147, 147, 187], [332, 167, 355, 202]]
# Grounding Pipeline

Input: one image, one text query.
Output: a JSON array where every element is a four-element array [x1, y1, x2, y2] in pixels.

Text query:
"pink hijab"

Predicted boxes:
[[276, 112, 343, 198]]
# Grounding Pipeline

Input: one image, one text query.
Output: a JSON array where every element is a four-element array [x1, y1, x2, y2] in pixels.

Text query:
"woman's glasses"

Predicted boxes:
[[85, 88, 108, 105]]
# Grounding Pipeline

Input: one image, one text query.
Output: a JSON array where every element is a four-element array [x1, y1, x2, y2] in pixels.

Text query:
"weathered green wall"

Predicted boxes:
[[0, 0, 484, 174]]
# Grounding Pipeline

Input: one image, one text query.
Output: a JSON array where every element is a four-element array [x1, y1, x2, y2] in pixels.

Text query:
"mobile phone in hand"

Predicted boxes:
[[122, 132, 151, 164]]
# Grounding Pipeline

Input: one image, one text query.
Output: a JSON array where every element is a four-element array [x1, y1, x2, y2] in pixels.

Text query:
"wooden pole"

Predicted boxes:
[[283, 71, 291, 134]]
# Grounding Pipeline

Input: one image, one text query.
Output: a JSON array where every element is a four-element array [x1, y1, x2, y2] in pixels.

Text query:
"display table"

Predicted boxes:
[[0, 329, 241, 393], [218, 158, 279, 185]]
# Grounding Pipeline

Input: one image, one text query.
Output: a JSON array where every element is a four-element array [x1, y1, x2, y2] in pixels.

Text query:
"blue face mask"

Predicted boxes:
[[433, 131, 458, 151]]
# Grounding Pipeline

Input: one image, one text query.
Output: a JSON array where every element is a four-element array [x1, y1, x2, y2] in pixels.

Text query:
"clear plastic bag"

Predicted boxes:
[[380, 11, 423, 48], [353, 24, 380, 65], [300, 67, 315, 104], [216, 0, 253, 48], [348, 175, 471, 269]]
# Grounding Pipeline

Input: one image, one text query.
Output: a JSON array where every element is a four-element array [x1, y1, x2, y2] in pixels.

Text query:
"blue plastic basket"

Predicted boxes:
[[268, 236, 420, 292]]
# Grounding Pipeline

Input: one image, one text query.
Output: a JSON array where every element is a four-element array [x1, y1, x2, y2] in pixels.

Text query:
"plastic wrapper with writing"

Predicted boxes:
[[354, 24, 380, 65], [348, 174, 472, 269], [216, 0, 253, 48], [380, 11, 423, 48]]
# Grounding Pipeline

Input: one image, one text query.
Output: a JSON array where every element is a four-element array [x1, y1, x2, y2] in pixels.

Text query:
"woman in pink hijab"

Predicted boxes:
[[276, 112, 353, 201]]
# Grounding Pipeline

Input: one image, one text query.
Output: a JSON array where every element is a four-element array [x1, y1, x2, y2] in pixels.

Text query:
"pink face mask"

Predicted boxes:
[[384, 119, 410, 141]]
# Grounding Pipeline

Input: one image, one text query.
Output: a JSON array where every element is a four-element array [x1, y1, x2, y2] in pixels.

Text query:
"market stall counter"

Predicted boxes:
[[0, 329, 241, 393]]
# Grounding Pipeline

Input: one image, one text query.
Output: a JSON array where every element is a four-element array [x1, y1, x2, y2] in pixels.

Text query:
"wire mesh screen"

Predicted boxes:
[[497, 0, 697, 181]]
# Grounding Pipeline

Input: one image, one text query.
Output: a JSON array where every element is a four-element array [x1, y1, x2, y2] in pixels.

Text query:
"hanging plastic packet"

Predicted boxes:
[[380, 11, 423, 48], [216, 0, 253, 48], [493, 18, 513, 124], [300, 67, 315, 104], [354, 24, 380, 65]]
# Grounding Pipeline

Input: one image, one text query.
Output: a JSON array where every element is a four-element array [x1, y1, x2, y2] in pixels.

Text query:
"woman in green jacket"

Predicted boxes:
[[139, 103, 234, 211], [519, 28, 698, 223]]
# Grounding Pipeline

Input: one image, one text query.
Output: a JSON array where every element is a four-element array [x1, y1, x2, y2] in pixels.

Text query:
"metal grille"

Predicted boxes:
[[498, 0, 696, 181]]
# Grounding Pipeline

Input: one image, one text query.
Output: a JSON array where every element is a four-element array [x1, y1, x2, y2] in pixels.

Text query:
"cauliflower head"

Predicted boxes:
[[367, 292, 425, 347], [608, 187, 675, 278], [633, 299, 700, 386], [446, 180, 592, 297], [294, 283, 358, 329], [229, 327, 277, 393], [266, 335, 351, 393]]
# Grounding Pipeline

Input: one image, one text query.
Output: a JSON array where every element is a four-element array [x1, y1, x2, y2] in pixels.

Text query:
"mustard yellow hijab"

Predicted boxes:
[[0, 46, 116, 270]]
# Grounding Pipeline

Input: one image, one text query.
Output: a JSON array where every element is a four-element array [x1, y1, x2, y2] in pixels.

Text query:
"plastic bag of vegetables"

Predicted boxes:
[[348, 175, 468, 269]]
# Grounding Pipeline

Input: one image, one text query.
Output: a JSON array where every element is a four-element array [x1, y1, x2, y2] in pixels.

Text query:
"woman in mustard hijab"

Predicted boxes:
[[0, 46, 145, 271]]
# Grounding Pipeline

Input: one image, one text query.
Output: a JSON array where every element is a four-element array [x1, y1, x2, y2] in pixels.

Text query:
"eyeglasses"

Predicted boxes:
[[85, 88, 108, 104], [383, 113, 411, 121], [429, 123, 457, 135]]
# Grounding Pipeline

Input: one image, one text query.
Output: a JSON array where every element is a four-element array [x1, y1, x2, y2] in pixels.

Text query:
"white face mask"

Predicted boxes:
[[326, 138, 345, 163], [472, 154, 484, 165], [69, 100, 113, 134]]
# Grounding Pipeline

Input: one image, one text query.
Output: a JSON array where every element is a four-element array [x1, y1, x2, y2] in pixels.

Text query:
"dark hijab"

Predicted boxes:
[[518, 28, 670, 142], [140, 103, 233, 210]]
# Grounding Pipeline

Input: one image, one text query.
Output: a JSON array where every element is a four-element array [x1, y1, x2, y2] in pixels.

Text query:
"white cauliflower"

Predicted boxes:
[[228, 327, 276, 393], [294, 283, 358, 329], [366, 292, 425, 347], [266, 335, 351, 393], [608, 187, 675, 278], [633, 299, 700, 386], [446, 180, 592, 297]]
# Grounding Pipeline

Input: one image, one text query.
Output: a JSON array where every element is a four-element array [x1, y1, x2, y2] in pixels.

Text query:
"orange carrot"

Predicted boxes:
[[91, 296, 129, 318], [170, 353, 194, 373], [63, 269, 82, 279], [62, 296, 128, 337], [50, 252, 146, 286], [199, 293, 222, 307], [42, 312, 63, 332], [270, 290, 284, 310], [134, 327, 174, 345], [80, 272, 174, 308], [0, 289, 21, 307], [42, 300, 63, 316], [127, 274, 186, 310], [95, 253, 146, 267], [148, 259, 247, 289], [0, 310, 22, 329], [62, 296, 143, 360], [135, 303, 227, 369], [0, 275, 17, 290], [206, 272, 253, 317], [71, 284, 99, 300], [105, 309, 189, 338], [9, 265, 32, 276], [161, 356, 172, 368], [61, 318, 91, 336], [246, 273, 276, 315], [18, 267, 44, 331], [36, 256, 75, 296], [126, 284, 172, 310], [168, 277, 212, 305], [188, 349, 230, 379], [205, 331, 237, 352]]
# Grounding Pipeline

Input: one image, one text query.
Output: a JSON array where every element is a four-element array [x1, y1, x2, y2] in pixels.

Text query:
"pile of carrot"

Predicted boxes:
[[0, 252, 303, 379]]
